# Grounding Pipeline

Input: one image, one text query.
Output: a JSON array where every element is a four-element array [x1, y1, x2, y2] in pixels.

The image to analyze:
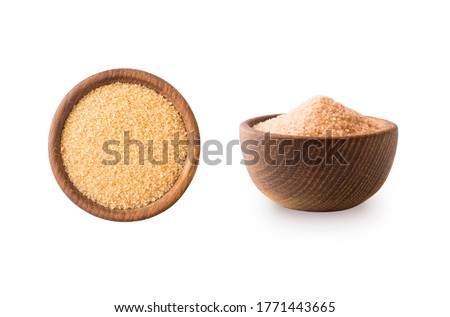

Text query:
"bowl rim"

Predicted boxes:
[[240, 114, 398, 139], [48, 68, 200, 222]]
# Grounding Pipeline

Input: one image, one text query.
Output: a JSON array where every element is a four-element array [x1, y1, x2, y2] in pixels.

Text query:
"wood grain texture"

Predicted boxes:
[[49, 68, 200, 221], [240, 115, 398, 211]]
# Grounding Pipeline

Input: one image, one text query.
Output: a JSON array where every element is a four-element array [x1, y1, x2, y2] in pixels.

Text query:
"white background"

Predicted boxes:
[[1, 1, 449, 316]]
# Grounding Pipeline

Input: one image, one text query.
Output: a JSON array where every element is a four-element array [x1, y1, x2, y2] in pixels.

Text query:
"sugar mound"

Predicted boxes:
[[253, 96, 386, 137]]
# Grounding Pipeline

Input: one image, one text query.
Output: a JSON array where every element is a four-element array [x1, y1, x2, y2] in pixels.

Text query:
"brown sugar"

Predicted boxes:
[[253, 96, 387, 137], [61, 82, 187, 210]]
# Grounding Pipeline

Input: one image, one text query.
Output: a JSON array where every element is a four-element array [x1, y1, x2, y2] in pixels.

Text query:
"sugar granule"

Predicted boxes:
[[253, 96, 387, 137], [61, 82, 187, 210]]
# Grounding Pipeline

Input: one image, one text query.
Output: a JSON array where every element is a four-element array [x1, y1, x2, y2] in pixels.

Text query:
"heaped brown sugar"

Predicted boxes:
[[253, 96, 387, 137], [61, 82, 187, 210]]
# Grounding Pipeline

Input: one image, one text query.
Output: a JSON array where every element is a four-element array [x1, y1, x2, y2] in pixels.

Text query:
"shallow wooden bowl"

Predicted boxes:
[[49, 68, 200, 221], [240, 115, 398, 211]]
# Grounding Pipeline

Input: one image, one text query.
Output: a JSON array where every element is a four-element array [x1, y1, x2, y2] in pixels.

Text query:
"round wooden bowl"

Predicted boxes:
[[49, 69, 200, 221], [240, 115, 398, 211]]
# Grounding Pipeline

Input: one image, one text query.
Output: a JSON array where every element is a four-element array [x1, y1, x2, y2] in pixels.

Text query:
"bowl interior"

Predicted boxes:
[[241, 114, 398, 139], [49, 68, 200, 221]]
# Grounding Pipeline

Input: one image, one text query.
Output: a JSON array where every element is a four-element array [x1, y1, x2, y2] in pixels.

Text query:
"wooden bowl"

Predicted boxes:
[[49, 69, 200, 221], [239, 115, 398, 211]]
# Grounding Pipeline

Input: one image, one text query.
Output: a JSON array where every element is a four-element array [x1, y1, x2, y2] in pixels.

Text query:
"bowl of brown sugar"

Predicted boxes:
[[49, 69, 200, 221], [240, 96, 398, 211]]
